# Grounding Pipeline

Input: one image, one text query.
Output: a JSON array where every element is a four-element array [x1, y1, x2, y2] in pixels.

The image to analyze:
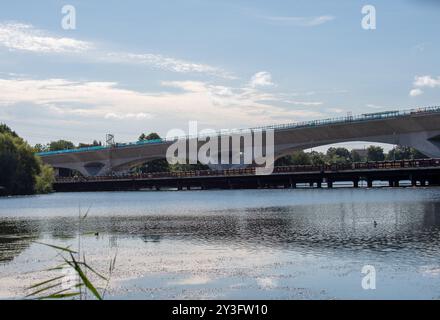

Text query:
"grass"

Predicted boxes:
[[26, 206, 117, 300]]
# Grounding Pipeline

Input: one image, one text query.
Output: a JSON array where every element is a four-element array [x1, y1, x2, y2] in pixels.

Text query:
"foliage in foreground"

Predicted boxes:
[[26, 208, 117, 300]]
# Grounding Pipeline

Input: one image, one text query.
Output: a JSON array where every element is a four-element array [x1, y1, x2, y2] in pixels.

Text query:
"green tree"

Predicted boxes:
[[367, 145, 385, 162], [275, 155, 294, 166], [134, 132, 169, 172], [0, 130, 39, 195], [170, 162, 210, 172], [291, 151, 311, 165], [139, 132, 161, 141], [78, 140, 102, 148], [1, 123, 55, 196], [386, 146, 411, 160], [49, 140, 75, 151], [326, 147, 351, 164], [275, 151, 311, 166], [350, 150, 365, 162], [34, 159, 55, 194], [33, 143, 48, 153], [0, 123, 18, 137], [309, 151, 326, 166], [387, 146, 428, 160]]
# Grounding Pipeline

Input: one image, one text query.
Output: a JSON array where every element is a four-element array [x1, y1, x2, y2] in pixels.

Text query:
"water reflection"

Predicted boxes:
[[2, 189, 440, 299], [0, 220, 40, 262], [1, 201, 440, 260]]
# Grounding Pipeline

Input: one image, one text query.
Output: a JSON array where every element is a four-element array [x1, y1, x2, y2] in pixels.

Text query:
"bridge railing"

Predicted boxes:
[[38, 105, 440, 157], [55, 158, 440, 183]]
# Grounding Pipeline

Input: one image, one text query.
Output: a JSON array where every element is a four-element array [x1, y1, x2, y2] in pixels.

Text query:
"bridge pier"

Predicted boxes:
[[389, 180, 397, 187]]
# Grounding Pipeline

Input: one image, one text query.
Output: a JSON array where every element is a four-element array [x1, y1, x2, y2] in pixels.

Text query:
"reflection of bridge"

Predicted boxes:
[[38, 106, 440, 176], [53, 158, 440, 191]]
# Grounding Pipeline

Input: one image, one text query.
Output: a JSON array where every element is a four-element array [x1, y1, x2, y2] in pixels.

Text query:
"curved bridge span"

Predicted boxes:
[[38, 107, 440, 176]]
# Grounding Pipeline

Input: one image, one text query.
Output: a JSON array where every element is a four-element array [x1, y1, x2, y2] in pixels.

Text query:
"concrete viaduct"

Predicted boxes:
[[37, 107, 440, 177]]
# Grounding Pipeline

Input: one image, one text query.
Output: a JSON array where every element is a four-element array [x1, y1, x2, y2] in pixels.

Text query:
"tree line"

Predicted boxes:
[[34, 139, 102, 153], [275, 145, 427, 167]]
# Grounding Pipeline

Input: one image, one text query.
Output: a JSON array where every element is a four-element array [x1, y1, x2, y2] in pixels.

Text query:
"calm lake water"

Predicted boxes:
[[1, 188, 440, 299]]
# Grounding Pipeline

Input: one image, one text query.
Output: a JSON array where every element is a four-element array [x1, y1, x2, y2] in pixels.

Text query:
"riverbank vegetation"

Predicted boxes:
[[0, 124, 54, 196]]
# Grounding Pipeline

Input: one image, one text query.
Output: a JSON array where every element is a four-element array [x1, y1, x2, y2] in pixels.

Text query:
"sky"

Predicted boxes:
[[0, 0, 439, 149]]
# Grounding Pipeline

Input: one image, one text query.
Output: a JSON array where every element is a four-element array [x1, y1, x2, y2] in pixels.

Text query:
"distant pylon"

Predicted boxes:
[[106, 134, 115, 147]]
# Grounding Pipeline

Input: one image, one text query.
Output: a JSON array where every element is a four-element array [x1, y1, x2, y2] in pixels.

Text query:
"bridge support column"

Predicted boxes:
[[367, 179, 373, 188], [353, 180, 359, 188], [327, 180, 333, 188], [317, 181, 322, 188]]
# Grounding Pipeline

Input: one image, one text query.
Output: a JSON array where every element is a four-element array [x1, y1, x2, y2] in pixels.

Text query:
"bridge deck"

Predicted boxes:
[[38, 106, 440, 157]]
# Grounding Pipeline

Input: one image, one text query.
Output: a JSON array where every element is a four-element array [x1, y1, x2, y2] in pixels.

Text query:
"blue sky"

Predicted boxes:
[[0, 0, 439, 148]]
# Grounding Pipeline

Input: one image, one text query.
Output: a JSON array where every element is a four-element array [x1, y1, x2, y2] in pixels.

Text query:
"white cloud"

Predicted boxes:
[[409, 88, 423, 97], [285, 100, 323, 106], [366, 104, 396, 109], [326, 107, 344, 113], [104, 112, 152, 120], [0, 22, 92, 53], [263, 15, 335, 27], [104, 52, 234, 79], [413, 75, 440, 88], [409, 75, 440, 97], [0, 21, 232, 78], [249, 71, 274, 88], [0, 75, 324, 137]]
